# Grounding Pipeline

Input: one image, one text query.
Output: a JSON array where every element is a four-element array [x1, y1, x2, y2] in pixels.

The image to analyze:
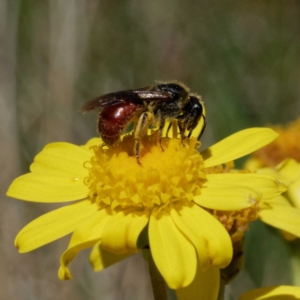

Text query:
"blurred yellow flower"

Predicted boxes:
[[249, 117, 300, 168], [7, 128, 282, 294], [245, 118, 300, 242], [245, 120, 300, 288], [251, 159, 300, 240], [239, 285, 300, 300]]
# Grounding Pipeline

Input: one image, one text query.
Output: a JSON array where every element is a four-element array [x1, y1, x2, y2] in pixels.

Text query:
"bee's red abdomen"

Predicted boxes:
[[98, 102, 142, 145]]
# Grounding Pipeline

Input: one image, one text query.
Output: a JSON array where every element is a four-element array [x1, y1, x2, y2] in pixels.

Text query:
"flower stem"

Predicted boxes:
[[144, 249, 168, 300], [291, 240, 300, 285], [217, 277, 225, 300]]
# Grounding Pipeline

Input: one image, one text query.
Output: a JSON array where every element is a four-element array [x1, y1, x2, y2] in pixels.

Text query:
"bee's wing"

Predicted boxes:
[[79, 88, 171, 113]]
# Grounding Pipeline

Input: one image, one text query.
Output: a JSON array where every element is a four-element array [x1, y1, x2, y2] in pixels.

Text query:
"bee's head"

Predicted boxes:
[[184, 96, 203, 128], [181, 95, 206, 139]]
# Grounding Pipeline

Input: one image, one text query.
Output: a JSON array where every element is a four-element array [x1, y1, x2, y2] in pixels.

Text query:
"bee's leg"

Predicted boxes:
[[178, 119, 187, 146], [157, 113, 166, 151], [134, 111, 154, 164], [165, 122, 172, 138], [197, 115, 207, 140], [135, 141, 142, 165]]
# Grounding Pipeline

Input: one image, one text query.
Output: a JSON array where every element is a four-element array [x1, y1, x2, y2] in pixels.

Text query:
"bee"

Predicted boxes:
[[79, 82, 206, 164]]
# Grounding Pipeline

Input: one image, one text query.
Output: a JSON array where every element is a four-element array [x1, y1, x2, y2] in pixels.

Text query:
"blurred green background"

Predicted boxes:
[[1, 1, 300, 299]]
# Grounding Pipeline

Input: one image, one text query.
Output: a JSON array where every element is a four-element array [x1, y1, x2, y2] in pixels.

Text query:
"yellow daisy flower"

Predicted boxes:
[[239, 286, 300, 300], [7, 128, 282, 294]]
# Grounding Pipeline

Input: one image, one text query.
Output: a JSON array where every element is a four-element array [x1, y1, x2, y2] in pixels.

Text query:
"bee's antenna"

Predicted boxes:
[[197, 115, 207, 140]]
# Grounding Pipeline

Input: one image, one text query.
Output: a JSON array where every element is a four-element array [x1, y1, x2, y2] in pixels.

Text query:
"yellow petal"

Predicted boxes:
[[194, 184, 261, 210], [207, 173, 286, 199], [149, 210, 197, 289], [59, 208, 112, 280], [30, 142, 92, 176], [239, 286, 300, 300], [176, 267, 219, 300], [89, 241, 134, 272], [101, 209, 149, 254], [244, 157, 264, 172], [7, 173, 89, 202], [174, 203, 232, 268], [259, 199, 300, 238], [170, 203, 210, 271], [202, 128, 278, 168], [256, 168, 287, 183], [257, 159, 300, 186], [264, 195, 291, 206], [81, 138, 103, 149], [288, 177, 300, 209], [15, 200, 98, 252], [276, 159, 300, 184]]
